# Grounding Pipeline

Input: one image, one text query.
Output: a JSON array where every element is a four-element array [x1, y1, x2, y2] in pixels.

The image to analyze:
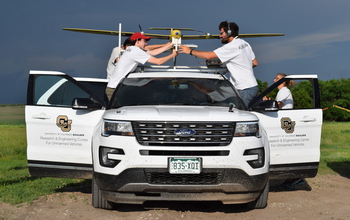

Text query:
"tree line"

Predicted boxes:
[[257, 78, 350, 122], [4, 78, 349, 122]]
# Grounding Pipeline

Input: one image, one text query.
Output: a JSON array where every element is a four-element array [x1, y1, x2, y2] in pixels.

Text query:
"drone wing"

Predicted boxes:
[[62, 28, 171, 39], [62, 28, 134, 36], [181, 33, 284, 40], [63, 28, 284, 39], [238, 33, 285, 38]]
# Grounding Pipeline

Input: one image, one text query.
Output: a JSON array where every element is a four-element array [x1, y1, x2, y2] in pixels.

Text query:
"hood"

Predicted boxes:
[[103, 105, 258, 122]]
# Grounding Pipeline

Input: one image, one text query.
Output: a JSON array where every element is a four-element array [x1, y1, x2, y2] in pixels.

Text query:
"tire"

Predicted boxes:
[[246, 181, 269, 209], [92, 175, 115, 210]]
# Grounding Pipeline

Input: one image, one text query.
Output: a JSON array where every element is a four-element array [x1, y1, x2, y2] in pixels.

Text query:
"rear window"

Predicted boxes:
[[109, 77, 244, 109]]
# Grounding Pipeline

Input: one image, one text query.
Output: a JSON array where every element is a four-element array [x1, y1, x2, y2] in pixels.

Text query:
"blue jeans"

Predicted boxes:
[[238, 86, 258, 108]]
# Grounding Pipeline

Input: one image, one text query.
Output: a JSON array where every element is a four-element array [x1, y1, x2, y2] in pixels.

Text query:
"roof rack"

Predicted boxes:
[[135, 65, 229, 75]]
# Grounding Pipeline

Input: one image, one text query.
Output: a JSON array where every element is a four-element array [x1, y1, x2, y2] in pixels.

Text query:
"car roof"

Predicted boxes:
[[128, 65, 229, 80]]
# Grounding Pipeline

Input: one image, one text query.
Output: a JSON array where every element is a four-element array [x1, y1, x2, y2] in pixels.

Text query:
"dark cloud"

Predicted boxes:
[[1, 0, 350, 103]]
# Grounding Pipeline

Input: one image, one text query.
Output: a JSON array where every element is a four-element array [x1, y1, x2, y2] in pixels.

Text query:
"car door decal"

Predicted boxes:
[[56, 115, 72, 132], [280, 117, 295, 133]]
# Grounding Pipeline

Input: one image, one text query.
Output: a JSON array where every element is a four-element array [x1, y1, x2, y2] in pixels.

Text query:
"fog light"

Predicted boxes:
[[99, 146, 124, 168], [244, 147, 265, 168]]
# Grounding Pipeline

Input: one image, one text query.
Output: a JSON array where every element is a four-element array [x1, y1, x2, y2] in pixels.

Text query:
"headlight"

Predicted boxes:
[[102, 120, 134, 136], [234, 122, 260, 137]]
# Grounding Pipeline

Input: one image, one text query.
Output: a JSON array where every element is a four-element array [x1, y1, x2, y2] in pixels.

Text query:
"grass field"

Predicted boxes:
[[0, 106, 349, 205], [0, 123, 87, 205], [0, 106, 87, 205], [0, 105, 25, 125], [319, 122, 350, 176]]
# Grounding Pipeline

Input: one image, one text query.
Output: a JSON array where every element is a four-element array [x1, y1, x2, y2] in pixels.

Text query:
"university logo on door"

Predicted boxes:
[[280, 117, 295, 133], [56, 115, 72, 132]]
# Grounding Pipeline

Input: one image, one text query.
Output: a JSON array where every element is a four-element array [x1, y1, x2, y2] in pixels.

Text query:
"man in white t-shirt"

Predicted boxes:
[[276, 87, 293, 109], [106, 32, 178, 100], [106, 38, 132, 79], [107, 38, 173, 80], [179, 21, 258, 107], [263, 73, 294, 109], [274, 73, 294, 109]]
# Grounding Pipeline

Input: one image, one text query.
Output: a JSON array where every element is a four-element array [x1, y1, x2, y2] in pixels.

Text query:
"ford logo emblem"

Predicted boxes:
[[174, 128, 196, 136]]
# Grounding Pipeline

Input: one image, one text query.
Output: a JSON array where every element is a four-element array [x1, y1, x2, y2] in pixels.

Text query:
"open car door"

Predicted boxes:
[[26, 71, 107, 179], [250, 75, 322, 179]]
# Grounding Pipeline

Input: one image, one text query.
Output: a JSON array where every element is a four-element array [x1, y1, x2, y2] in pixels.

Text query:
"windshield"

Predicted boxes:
[[109, 77, 244, 109]]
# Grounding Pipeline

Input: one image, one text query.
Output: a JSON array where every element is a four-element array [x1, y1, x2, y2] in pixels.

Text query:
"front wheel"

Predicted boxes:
[[92, 175, 115, 210], [246, 181, 269, 209]]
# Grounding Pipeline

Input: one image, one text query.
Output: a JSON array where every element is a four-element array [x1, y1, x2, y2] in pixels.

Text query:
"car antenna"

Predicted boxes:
[[229, 103, 234, 112]]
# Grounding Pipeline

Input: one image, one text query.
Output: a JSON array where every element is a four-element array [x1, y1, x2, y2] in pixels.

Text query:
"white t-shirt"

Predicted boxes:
[[214, 38, 257, 90], [107, 46, 151, 89], [276, 87, 293, 109], [106, 47, 121, 80]]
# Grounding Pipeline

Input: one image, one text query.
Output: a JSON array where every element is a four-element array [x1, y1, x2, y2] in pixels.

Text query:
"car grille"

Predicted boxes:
[[132, 121, 235, 146], [145, 171, 224, 185], [139, 150, 229, 156]]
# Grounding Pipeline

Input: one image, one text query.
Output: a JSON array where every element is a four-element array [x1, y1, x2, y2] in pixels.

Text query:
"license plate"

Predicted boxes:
[[169, 158, 201, 174]]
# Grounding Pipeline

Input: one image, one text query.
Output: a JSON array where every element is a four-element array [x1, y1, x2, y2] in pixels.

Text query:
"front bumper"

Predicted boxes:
[[95, 168, 268, 204]]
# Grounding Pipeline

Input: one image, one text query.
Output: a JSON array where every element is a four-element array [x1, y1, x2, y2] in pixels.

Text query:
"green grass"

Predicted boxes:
[[0, 105, 25, 125], [0, 105, 349, 205], [0, 106, 87, 205], [319, 122, 350, 176], [0, 125, 87, 205]]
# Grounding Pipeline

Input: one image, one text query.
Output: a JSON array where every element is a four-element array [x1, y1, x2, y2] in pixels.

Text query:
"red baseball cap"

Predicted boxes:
[[130, 32, 151, 41]]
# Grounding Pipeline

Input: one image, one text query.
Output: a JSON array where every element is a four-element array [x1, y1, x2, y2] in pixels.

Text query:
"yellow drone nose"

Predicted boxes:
[[171, 30, 182, 39]]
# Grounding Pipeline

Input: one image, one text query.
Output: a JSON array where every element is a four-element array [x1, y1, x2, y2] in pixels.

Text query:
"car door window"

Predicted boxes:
[[32, 75, 105, 107], [79, 81, 108, 103]]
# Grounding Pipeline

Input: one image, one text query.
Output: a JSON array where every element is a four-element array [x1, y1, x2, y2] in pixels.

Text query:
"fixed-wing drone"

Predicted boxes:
[[63, 25, 284, 50]]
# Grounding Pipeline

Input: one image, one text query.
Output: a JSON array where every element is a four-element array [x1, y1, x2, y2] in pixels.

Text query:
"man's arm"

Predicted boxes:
[[145, 44, 164, 50], [146, 42, 174, 56], [179, 45, 218, 60], [252, 58, 258, 68], [147, 50, 178, 65], [277, 101, 283, 109]]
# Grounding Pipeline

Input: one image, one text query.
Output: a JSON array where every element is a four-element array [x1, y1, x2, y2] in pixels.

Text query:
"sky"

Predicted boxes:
[[1, 0, 350, 104]]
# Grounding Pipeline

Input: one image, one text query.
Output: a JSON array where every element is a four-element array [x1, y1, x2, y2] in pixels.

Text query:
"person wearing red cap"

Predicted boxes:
[[107, 37, 170, 80], [106, 32, 177, 100]]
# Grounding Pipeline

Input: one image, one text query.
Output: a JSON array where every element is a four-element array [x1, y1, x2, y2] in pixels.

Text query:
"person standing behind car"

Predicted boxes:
[[277, 73, 305, 189], [107, 38, 132, 79], [179, 21, 258, 107], [106, 32, 177, 100], [265, 73, 306, 189], [265, 73, 294, 109]]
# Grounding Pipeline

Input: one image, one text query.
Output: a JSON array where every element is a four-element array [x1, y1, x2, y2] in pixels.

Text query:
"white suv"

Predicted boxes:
[[26, 66, 322, 209]]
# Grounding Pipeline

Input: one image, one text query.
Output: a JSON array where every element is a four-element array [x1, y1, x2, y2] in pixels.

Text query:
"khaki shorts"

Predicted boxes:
[[105, 87, 115, 100]]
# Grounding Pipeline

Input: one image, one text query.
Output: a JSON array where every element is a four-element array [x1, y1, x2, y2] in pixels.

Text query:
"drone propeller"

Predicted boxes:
[[139, 24, 144, 34], [194, 29, 211, 37]]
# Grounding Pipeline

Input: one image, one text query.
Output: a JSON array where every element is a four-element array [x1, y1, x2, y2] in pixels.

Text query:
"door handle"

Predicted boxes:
[[299, 117, 316, 122], [32, 114, 51, 119]]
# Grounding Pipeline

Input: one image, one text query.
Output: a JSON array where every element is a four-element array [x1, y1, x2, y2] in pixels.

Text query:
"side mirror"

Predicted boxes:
[[72, 98, 103, 110], [250, 100, 279, 112]]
